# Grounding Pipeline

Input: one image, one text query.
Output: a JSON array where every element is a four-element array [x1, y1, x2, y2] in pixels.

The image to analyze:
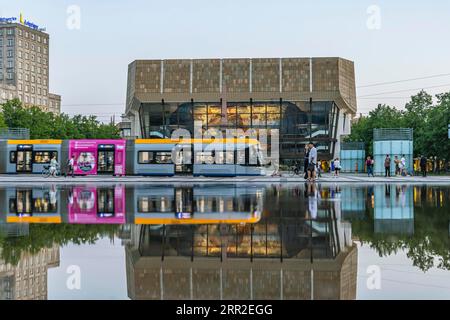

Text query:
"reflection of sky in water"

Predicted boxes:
[[1, 183, 449, 299], [47, 238, 128, 300]]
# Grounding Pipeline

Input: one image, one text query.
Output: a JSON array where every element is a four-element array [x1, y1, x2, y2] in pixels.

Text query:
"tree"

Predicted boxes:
[[1, 99, 120, 139], [346, 90, 450, 163]]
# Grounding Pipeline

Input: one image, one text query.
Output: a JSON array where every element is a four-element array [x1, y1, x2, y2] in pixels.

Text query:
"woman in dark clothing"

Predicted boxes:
[[303, 145, 310, 179]]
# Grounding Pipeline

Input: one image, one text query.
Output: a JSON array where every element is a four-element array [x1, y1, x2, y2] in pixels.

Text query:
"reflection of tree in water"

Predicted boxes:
[[0, 224, 119, 265], [350, 186, 450, 272]]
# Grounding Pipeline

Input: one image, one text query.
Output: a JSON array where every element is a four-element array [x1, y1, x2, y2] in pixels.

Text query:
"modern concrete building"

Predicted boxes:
[[0, 16, 61, 114], [125, 57, 357, 162]]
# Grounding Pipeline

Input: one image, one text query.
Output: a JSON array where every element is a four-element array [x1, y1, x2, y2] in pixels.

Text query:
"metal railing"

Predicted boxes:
[[0, 128, 30, 140], [373, 128, 413, 141]]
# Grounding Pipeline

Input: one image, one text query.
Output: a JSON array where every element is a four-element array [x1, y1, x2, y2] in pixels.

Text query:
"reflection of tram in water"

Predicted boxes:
[[67, 185, 126, 224], [132, 185, 263, 225], [0, 187, 62, 224]]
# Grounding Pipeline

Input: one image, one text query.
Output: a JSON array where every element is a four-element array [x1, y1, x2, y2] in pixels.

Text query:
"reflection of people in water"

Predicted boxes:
[[307, 182, 318, 219], [49, 185, 57, 206], [384, 184, 391, 208], [68, 189, 74, 205]]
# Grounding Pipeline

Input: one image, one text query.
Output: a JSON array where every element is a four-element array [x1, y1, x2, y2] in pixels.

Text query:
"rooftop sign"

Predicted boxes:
[[0, 13, 46, 32]]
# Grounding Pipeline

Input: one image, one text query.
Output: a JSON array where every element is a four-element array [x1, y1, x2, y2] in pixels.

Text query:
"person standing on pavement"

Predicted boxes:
[[307, 142, 317, 181], [420, 155, 427, 177], [384, 155, 391, 177], [400, 154, 407, 176], [333, 158, 341, 177]]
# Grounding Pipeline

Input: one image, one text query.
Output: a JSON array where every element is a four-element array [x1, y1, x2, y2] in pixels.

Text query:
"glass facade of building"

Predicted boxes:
[[138, 100, 340, 162]]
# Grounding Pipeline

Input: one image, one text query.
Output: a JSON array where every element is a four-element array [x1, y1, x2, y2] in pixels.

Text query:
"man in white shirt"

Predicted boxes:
[[307, 142, 317, 181]]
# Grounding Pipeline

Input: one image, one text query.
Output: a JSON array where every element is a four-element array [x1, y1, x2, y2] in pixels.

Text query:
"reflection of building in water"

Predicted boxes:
[[125, 184, 356, 300], [0, 245, 60, 300], [125, 222, 356, 300], [374, 185, 414, 235], [340, 186, 366, 220]]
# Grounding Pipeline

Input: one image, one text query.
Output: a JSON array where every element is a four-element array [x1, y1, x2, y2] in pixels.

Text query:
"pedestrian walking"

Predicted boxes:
[[65, 155, 75, 178], [384, 155, 391, 177], [50, 156, 59, 177], [394, 156, 400, 175], [366, 156, 374, 177]]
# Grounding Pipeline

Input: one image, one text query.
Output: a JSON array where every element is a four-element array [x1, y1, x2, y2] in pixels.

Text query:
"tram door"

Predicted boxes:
[[16, 145, 33, 173], [97, 188, 115, 217], [97, 144, 115, 174], [174, 144, 193, 175]]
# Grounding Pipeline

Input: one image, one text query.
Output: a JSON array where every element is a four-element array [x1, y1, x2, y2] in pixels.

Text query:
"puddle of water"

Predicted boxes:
[[0, 183, 449, 300]]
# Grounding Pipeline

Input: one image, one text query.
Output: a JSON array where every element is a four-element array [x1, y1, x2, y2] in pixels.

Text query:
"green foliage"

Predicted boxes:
[[347, 90, 450, 159], [1, 99, 120, 139]]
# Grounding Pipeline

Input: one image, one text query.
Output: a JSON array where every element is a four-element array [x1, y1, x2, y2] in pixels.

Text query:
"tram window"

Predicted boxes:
[[195, 151, 214, 164], [138, 151, 154, 164], [10, 151, 16, 163], [34, 151, 58, 164], [139, 151, 172, 164], [155, 152, 172, 164]]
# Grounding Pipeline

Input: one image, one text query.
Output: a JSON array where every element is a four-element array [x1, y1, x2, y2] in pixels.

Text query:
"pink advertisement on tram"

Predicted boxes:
[[68, 139, 126, 176], [67, 185, 126, 224]]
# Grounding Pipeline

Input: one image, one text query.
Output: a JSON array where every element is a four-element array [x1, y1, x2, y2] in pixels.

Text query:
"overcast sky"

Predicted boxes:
[[2, 0, 450, 121]]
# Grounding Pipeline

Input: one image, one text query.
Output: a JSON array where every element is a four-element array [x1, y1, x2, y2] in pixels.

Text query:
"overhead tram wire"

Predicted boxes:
[[357, 73, 450, 88], [358, 83, 450, 98]]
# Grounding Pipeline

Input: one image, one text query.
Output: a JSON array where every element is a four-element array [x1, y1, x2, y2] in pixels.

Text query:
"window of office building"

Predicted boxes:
[[7, 29, 13, 35], [7, 60, 13, 68], [7, 72, 13, 80], [0, 39, 3, 46], [7, 50, 13, 58], [7, 38, 13, 46]]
